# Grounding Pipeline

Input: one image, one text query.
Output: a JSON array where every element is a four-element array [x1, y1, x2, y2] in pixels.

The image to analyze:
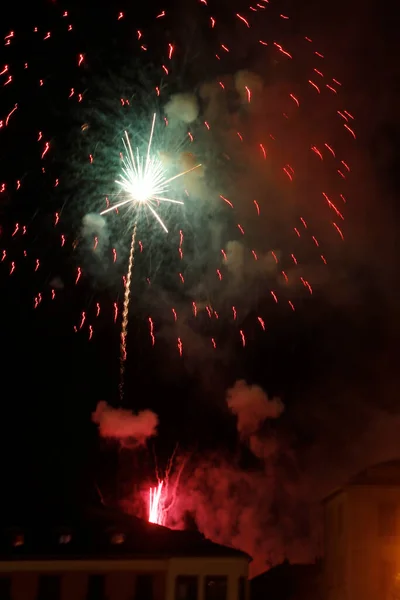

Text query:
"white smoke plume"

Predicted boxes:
[[81, 213, 109, 249], [164, 93, 199, 124], [92, 401, 158, 446], [234, 70, 264, 107]]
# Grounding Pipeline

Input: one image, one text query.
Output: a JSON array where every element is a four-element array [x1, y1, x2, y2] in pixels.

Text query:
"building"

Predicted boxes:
[[0, 507, 250, 600], [323, 459, 400, 600], [251, 560, 322, 600]]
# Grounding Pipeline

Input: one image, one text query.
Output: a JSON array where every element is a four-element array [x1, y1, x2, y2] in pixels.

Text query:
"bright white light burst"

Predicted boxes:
[[100, 113, 201, 232]]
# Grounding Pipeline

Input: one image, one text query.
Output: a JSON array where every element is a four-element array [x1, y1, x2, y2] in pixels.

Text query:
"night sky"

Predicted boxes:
[[0, 0, 399, 572]]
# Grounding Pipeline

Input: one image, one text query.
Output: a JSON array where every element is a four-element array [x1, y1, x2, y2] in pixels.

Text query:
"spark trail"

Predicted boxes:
[[119, 222, 137, 399], [104, 113, 201, 397]]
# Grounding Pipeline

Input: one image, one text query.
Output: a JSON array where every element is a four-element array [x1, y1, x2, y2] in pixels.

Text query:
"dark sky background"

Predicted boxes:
[[0, 0, 399, 571]]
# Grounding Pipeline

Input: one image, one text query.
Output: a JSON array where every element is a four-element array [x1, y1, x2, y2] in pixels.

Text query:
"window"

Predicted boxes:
[[59, 533, 72, 544], [110, 532, 125, 545], [175, 576, 198, 600], [12, 533, 24, 547], [337, 504, 343, 535], [378, 503, 397, 537], [238, 577, 246, 600], [204, 577, 227, 600], [0, 577, 11, 600], [37, 575, 61, 600], [87, 575, 105, 600], [135, 575, 154, 600]]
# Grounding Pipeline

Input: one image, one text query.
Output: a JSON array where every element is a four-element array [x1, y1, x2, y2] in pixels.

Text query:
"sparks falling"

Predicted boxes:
[[2, 0, 356, 354], [100, 113, 201, 397]]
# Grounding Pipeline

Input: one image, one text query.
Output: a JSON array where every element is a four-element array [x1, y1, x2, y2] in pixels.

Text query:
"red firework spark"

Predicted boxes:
[[0, 0, 356, 354]]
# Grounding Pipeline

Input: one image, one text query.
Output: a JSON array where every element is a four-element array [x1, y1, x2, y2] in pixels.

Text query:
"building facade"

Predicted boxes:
[[0, 508, 250, 600], [323, 460, 400, 600]]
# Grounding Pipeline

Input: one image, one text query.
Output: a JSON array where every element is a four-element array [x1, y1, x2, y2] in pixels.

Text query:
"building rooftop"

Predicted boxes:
[[251, 561, 322, 600], [0, 506, 250, 562], [348, 459, 400, 486], [323, 459, 400, 503]]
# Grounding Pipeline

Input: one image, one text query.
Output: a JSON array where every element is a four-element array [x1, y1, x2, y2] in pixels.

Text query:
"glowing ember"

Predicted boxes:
[[148, 480, 164, 525]]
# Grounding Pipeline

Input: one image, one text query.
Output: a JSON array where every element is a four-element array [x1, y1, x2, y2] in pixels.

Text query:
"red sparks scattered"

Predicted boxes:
[[220, 195, 233, 208], [308, 80, 320, 93], [148, 318, 155, 346], [236, 13, 250, 27], [177, 338, 183, 356], [1, 0, 356, 351], [344, 123, 356, 139], [273, 42, 292, 58]]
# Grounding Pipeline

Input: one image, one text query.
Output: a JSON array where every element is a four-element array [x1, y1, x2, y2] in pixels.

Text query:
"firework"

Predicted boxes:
[[100, 114, 201, 232], [148, 481, 165, 525], [0, 0, 356, 359], [99, 113, 200, 395]]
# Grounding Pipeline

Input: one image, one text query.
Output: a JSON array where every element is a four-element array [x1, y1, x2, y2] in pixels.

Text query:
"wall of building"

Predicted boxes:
[[324, 491, 348, 600], [166, 557, 249, 600], [324, 484, 400, 600], [347, 485, 400, 600], [0, 555, 249, 600]]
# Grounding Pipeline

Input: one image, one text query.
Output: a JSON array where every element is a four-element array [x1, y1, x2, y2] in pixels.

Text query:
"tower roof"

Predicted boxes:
[[348, 459, 400, 486], [323, 459, 400, 503]]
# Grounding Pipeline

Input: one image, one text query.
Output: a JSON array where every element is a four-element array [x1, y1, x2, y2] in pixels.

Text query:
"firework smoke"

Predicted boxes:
[[82, 214, 109, 250], [227, 379, 284, 437], [92, 401, 158, 446], [164, 93, 199, 125]]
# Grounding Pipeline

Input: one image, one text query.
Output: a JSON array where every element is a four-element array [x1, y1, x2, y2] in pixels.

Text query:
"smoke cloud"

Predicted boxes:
[[92, 401, 158, 446], [164, 93, 199, 124], [82, 213, 108, 243], [227, 380, 284, 438], [81, 213, 110, 257]]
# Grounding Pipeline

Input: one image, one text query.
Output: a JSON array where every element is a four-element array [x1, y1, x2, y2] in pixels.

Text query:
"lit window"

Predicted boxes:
[[175, 576, 198, 600], [12, 533, 24, 547], [204, 577, 227, 600], [378, 503, 397, 537], [111, 532, 125, 544], [59, 534, 72, 544]]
